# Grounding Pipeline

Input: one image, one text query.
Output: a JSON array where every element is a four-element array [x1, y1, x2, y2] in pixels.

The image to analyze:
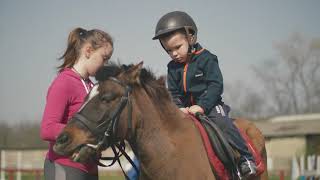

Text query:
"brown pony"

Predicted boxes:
[[53, 62, 268, 180]]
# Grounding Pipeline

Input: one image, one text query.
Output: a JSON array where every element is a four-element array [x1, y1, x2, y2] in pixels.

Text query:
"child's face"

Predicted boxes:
[[160, 32, 189, 63]]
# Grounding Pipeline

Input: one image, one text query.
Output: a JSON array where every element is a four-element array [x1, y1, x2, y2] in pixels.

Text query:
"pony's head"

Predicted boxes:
[[53, 62, 168, 163]]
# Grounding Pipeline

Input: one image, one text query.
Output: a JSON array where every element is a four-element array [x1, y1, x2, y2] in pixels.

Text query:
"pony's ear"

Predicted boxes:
[[157, 76, 166, 87], [123, 61, 143, 85]]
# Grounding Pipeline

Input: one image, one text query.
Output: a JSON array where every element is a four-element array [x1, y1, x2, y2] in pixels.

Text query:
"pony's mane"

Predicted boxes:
[[95, 63, 171, 107]]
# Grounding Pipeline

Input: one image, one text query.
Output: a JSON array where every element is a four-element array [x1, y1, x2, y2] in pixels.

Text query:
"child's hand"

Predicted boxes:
[[179, 107, 189, 114], [188, 105, 204, 115]]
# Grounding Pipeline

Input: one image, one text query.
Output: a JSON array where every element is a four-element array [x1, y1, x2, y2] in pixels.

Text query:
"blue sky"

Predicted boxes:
[[1, 0, 320, 122]]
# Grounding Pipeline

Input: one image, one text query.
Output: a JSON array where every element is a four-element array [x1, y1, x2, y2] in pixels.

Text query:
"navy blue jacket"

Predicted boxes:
[[167, 43, 223, 114]]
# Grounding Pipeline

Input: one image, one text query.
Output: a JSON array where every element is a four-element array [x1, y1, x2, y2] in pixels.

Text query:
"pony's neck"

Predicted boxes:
[[130, 89, 197, 179]]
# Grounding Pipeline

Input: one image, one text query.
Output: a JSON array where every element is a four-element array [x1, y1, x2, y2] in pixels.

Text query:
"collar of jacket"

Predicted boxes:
[[189, 43, 205, 62]]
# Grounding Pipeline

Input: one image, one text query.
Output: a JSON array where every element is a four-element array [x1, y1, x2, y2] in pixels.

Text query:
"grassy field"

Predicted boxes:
[[2, 171, 125, 180], [3, 173, 293, 180], [2, 170, 294, 180], [99, 171, 125, 180]]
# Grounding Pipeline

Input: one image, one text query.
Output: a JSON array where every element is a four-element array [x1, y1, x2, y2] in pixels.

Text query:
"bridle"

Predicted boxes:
[[72, 77, 138, 178], [74, 77, 133, 149]]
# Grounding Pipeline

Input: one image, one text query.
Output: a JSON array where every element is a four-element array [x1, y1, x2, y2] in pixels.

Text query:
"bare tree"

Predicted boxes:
[[224, 80, 268, 120], [252, 33, 320, 115], [0, 120, 47, 149], [0, 122, 10, 148]]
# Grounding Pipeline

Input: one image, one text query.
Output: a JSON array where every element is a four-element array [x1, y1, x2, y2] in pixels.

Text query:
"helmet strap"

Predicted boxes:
[[187, 44, 193, 55], [159, 41, 168, 53], [184, 27, 196, 57], [184, 27, 196, 45]]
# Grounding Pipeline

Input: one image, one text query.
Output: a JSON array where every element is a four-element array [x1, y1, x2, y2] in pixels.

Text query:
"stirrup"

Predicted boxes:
[[239, 158, 257, 179]]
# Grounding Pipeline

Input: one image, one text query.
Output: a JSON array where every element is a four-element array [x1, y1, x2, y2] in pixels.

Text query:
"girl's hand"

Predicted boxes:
[[188, 105, 204, 115], [179, 107, 189, 114]]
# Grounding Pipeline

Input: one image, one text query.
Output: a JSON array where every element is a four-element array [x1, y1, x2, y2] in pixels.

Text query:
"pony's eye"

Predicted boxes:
[[101, 93, 116, 102]]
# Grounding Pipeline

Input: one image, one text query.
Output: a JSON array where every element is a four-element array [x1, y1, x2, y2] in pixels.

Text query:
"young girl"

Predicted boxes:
[[40, 27, 113, 180], [152, 11, 256, 178]]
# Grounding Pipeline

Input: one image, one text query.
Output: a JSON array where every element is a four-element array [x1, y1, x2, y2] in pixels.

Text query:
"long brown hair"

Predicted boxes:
[[58, 27, 113, 71]]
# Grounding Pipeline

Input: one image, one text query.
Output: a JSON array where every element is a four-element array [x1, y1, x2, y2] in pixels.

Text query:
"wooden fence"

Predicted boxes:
[[291, 155, 320, 179]]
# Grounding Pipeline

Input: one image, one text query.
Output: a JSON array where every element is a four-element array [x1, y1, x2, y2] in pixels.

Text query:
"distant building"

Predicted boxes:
[[254, 113, 320, 172]]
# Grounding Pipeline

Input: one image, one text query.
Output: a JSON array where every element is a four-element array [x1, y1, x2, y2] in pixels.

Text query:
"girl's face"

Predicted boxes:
[[87, 43, 113, 76], [160, 32, 189, 63]]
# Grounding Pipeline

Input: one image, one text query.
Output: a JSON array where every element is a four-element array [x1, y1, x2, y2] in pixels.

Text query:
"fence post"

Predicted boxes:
[[1, 150, 5, 180], [17, 151, 22, 180], [279, 170, 285, 180], [317, 155, 320, 177], [35, 170, 41, 180], [267, 157, 273, 171], [307, 155, 316, 171], [291, 156, 300, 180], [300, 155, 305, 176]]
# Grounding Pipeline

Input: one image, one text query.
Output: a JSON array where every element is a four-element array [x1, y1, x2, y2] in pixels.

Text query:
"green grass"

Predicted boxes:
[[99, 171, 125, 180], [268, 174, 291, 180], [99, 175, 124, 180], [3, 171, 124, 180], [4, 173, 42, 180], [2, 171, 296, 180]]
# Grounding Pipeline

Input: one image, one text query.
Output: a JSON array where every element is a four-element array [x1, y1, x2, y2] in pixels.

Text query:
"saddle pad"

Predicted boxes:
[[238, 128, 265, 175], [189, 115, 266, 178], [189, 115, 231, 180]]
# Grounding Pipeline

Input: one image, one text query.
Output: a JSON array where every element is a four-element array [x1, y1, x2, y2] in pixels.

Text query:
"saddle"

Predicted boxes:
[[192, 113, 265, 179], [195, 113, 240, 179]]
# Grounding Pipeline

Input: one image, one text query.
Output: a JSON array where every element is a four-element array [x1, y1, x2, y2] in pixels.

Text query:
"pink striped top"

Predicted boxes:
[[40, 68, 97, 174]]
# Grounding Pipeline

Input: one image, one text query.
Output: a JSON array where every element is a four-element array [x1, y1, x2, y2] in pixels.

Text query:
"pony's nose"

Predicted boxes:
[[56, 132, 70, 144]]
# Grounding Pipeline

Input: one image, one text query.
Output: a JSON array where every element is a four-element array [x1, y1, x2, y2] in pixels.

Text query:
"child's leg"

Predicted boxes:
[[207, 105, 253, 162], [206, 104, 257, 177], [223, 119, 254, 162]]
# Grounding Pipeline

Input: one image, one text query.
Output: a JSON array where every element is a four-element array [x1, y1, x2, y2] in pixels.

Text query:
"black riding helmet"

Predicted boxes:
[[152, 11, 198, 45]]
